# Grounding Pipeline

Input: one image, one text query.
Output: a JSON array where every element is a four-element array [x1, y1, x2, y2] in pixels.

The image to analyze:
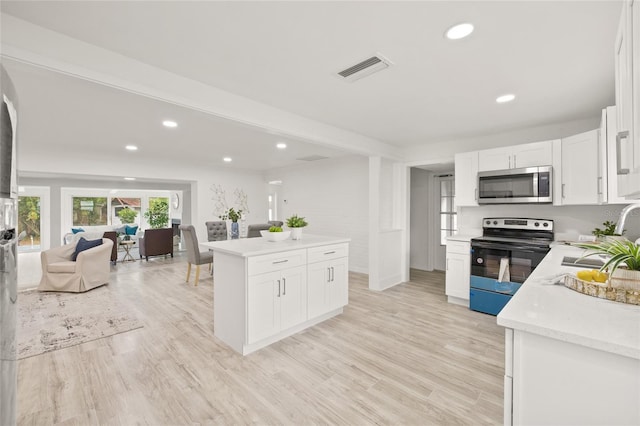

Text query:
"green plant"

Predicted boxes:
[[592, 221, 623, 238], [286, 214, 308, 228], [219, 207, 243, 223], [117, 207, 138, 224], [269, 226, 282, 232], [144, 198, 169, 229], [575, 238, 640, 275]]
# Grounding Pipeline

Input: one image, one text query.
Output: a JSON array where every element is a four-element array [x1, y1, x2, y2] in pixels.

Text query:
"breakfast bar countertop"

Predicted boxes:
[[497, 244, 640, 360], [200, 234, 350, 257]]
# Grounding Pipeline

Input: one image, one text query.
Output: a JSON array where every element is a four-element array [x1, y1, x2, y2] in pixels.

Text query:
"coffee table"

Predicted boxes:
[[119, 240, 136, 262]]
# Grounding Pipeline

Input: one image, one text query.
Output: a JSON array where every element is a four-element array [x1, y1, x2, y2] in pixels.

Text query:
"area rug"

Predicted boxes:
[[17, 287, 143, 360]]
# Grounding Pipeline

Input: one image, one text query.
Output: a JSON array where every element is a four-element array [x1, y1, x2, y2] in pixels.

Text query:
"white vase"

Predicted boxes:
[[290, 228, 303, 240]]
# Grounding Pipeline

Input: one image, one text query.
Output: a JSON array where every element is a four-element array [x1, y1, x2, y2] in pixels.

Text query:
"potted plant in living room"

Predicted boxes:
[[219, 207, 243, 239], [144, 198, 170, 229], [286, 214, 308, 240]]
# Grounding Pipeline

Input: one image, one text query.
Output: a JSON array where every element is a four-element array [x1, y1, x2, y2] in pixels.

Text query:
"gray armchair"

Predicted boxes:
[[179, 225, 213, 286], [205, 221, 227, 241]]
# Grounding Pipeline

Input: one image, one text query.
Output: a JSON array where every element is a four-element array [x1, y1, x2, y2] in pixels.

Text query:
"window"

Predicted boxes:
[[110, 197, 141, 225], [440, 176, 457, 245], [18, 196, 41, 252], [72, 197, 107, 226]]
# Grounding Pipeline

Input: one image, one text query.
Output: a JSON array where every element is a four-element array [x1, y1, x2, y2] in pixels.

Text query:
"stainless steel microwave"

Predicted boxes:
[[477, 166, 552, 204]]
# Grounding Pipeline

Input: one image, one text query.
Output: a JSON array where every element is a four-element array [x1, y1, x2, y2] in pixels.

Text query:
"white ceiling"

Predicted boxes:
[[0, 1, 623, 170]]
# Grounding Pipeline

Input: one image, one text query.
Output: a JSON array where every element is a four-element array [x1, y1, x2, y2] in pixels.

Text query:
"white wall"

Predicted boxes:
[[458, 204, 640, 242], [410, 168, 431, 270], [266, 155, 369, 273]]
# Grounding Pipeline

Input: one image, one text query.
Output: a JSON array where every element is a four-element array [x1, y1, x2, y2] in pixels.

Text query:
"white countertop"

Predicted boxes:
[[497, 244, 640, 359], [446, 234, 480, 243], [200, 234, 350, 257]]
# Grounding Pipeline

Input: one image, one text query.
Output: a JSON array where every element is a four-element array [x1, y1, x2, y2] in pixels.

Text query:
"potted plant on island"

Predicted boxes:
[[219, 207, 243, 239], [286, 214, 308, 240]]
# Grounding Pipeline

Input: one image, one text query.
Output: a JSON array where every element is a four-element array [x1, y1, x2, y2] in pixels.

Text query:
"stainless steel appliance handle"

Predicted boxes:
[[471, 241, 549, 253], [616, 130, 630, 175]]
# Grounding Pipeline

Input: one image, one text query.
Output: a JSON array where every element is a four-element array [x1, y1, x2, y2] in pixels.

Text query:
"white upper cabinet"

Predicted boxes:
[[615, 0, 640, 197], [478, 140, 553, 172], [454, 151, 479, 206], [559, 130, 600, 205]]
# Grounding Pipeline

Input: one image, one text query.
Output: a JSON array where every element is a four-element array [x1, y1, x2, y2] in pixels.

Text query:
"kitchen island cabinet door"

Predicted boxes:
[[247, 271, 281, 344], [279, 265, 307, 331], [307, 257, 348, 319]]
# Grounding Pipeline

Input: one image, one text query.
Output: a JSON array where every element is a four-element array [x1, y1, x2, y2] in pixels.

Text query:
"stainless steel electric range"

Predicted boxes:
[[470, 218, 554, 315]]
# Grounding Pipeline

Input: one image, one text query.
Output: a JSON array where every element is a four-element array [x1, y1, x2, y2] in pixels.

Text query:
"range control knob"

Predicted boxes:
[[486, 220, 491, 225], [543, 222, 549, 227], [534, 222, 540, 227], [493, 220, 498, 225]]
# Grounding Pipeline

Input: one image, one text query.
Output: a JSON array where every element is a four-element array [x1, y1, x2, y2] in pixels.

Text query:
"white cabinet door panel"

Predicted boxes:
[[561, 130, 599, 205], [511, 141, 554, 168], [478, 147, 511, 171], [280, 266, 307, 330], [454, 151, 479, 206], [247, 271, 280, 343], [445, 252, 470, 300]]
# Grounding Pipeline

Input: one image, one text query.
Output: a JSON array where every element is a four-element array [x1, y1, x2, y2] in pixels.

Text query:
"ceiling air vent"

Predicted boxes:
[[337, 54, 393, 82], [296, 155, 329, 162]]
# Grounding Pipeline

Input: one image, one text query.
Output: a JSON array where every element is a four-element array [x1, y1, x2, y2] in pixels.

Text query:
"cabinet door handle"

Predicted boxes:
[[282, 277, 286, 295], [616, 130, 630, 175], [324, 251, 336, 255], [327, 267, 331, 283], [273, 259, 289, 264], [475, 187, 478, 201], [277, 279, 281, 297], [513, 154, 516, 169], [508, 155, 511, 169], [597, 176, 603, 195], [562, 183, 566, 198], [331, 267, 335, 282]]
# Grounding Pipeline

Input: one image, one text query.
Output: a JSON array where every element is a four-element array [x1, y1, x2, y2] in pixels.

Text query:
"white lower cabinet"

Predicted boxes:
[[307, 257, 348, 319], [247, 265, 306, 344], [445, 239, 471, 305], [210, 237, 350, 355]]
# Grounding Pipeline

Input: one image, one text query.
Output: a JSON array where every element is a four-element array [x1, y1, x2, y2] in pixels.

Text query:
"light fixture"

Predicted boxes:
[[445, 23, 474, 40], [276, 142, 287, 149], [125, 145, 138, 151], [124, 177, 136, 181], [162, 120, 178, 128], [223, 157, 232, 162], [496, 94, 516, 103]]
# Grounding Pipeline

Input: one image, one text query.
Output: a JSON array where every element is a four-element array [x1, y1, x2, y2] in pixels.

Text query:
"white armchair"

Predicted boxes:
[[38, 238, 113, 293]]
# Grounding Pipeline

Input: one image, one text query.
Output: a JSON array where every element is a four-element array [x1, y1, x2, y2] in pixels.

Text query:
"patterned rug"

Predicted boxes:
[[17, 287, 143, 360]]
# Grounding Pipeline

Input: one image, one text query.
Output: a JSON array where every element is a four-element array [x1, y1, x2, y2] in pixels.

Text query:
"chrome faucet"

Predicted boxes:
[[614, 203, 640, 235]]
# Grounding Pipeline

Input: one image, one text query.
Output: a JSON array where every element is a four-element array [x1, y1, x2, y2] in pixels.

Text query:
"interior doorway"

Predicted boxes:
[[409, 163, 454, 272]]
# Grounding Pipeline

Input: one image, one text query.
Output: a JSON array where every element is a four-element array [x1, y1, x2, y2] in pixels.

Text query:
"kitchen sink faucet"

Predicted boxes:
[[615, 203, 640, 236]]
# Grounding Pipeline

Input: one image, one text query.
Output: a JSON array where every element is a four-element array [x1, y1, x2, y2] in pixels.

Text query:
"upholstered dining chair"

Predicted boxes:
[[179, 225, 213, 286], [205, 220, 228, 241]]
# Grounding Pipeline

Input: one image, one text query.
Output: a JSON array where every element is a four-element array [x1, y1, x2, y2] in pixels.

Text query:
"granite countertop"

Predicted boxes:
[[497, 244, 640, 360], [200, 234, 350, 257]]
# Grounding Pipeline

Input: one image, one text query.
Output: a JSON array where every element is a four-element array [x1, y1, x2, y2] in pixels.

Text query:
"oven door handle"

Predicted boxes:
[[471, 241, 549, 253]]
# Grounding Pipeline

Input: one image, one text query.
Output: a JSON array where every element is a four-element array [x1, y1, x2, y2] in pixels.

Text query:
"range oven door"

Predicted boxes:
[[471, 240, 549, 284]]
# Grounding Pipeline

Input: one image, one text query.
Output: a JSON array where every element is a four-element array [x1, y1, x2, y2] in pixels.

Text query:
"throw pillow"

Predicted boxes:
[[115, 225, 126, 235], [72, 237, 103, 261], [125, 224, 138, 236], [71, 227, 85, 234]]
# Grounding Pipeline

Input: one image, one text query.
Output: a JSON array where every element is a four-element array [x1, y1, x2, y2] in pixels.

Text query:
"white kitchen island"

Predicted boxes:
[[201, 234, 350, 355], [497, 244, 640, 426]]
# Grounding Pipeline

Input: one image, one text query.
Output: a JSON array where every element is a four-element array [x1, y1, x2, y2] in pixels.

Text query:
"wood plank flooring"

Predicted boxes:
[[17, 257, 504, 425]]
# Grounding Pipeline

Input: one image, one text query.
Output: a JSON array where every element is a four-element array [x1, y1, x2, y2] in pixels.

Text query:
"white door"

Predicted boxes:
[[247, 271, 280, 343], [279, 265, 306, 330], [561, 130, 599, 205]]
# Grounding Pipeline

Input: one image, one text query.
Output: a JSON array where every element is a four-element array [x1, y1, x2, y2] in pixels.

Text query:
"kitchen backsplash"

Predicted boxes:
[[458, 204, 640, 242]]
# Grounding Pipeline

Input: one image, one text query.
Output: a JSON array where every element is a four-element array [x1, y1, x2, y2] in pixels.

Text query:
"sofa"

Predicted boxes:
[[139, 228, 174, 261], [64, 224, 143, 245]]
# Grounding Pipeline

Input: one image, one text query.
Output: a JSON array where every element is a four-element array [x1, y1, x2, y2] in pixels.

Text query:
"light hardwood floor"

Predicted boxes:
[[17, 256, 504, 425]]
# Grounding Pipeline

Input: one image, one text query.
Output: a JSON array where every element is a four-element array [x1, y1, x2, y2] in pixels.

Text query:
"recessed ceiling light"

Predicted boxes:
[[276, 143, 287, 149], [124, 177, 136, 181], [496, 94, 516, 103], [446, 23, 474, 40], [223, 157, 232, 162], [125, 145, 138, 151], [162, 120, 178, 128]]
